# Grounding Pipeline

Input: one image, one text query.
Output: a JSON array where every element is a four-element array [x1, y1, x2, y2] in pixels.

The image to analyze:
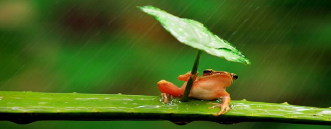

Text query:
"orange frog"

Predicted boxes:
[[157, 69, 238, 116]]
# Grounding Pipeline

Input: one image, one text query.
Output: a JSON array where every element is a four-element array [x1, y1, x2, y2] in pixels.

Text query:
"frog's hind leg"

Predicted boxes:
[[157, 80, 184, 97]]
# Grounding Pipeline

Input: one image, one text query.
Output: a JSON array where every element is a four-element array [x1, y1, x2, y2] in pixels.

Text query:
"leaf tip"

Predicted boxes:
[[138, 5, 159, 13], [244, 59, 251, 65]]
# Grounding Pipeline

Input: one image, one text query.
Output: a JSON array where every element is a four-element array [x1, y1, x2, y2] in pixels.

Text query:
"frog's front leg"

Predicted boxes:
[[177, 71, 199, 81], [208, 93, 231, 116]]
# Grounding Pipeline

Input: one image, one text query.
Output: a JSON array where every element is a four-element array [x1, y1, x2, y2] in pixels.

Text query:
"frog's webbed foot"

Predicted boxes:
[[160, 93, 173, 104], [207, 102, 231, 116]]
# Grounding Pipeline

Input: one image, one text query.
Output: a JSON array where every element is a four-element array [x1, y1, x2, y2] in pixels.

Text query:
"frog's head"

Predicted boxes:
[[203, 69, 238, 80]]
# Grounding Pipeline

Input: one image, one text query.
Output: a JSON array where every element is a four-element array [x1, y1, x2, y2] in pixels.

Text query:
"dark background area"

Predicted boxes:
[[0, 0, 330, 128]]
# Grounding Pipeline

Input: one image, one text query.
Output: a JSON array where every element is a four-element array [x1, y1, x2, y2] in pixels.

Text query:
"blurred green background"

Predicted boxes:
[[0, 0, 330, 128]]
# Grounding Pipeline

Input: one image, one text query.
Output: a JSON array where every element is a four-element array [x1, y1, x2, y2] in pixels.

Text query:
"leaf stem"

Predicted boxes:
[[181, 50, 202, 102]]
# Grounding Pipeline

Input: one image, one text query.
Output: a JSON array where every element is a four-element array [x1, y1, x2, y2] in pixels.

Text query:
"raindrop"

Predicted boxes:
[[11, 107, 19, 110]]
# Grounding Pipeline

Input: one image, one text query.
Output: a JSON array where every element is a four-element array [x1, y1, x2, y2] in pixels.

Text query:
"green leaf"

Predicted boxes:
[[0, 91, 330, 125], [139, 6, 250, 65]]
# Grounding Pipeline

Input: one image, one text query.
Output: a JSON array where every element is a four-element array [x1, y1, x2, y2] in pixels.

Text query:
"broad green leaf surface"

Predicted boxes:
[[139, 6, 250, 65], [0, 91, 330, 125]]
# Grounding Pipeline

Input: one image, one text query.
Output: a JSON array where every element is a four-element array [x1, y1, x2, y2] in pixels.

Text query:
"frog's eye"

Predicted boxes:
[[203, 69, 213, 74], [232, 74, 238, 80]]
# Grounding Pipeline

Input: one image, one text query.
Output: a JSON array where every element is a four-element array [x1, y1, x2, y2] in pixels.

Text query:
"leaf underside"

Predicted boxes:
[[139, 5, 250, 65], [0, 91, 330, 125]]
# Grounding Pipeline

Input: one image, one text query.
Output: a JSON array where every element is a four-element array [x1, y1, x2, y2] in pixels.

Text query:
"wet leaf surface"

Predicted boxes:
[[0, 91, 330, 125]]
